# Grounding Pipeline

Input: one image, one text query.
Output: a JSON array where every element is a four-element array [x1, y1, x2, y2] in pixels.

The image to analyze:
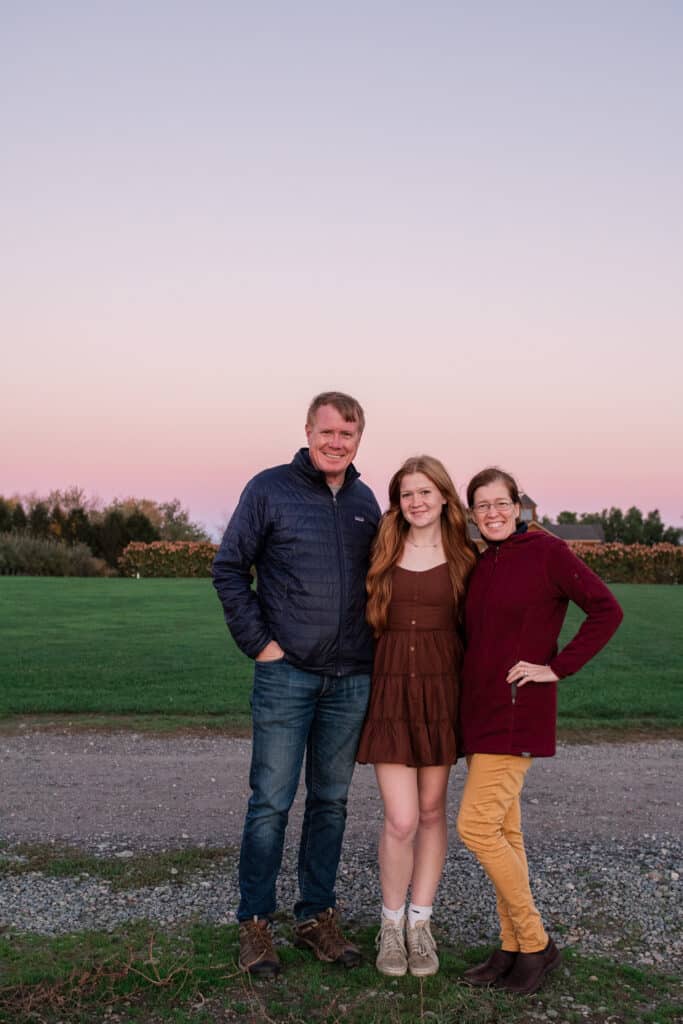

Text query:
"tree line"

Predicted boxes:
[[541, 506, 680, 546], [0, 487, 210, 568], [2, 491, 679, 571]]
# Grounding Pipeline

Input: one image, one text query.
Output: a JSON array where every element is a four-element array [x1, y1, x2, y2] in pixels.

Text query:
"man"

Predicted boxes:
[[213, 391, 380, 976]]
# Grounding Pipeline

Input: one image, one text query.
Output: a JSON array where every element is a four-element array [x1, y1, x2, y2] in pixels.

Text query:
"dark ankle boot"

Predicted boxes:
[[463, 949, 517, 986], [496, 937, 561, 996]]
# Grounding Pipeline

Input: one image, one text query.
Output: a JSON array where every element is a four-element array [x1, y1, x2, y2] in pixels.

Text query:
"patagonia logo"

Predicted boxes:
[[354, 515, 365, 522]]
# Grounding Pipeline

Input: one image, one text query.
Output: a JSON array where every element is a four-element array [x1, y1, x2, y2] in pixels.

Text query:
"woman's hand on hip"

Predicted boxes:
[[506, 661, 559, 687]]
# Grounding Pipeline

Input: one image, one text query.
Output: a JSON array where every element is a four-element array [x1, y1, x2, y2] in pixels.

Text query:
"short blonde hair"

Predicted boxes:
[[306, 391, 366, 435]]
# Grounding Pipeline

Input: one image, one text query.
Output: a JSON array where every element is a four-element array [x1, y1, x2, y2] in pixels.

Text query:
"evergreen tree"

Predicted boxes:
[[93, 509, 130, 567], [0, 498, 12, 533], [557, 511, 578, 524], [28, 501, 51, 538], [49, 503, 67, 540], [643, 510, 665, 546], [65, 507, 94, 547], [622, 506, 645, 545], [602, 507, 625, 543], [125, 510, 160, 544], [11, 502, 27, 532]]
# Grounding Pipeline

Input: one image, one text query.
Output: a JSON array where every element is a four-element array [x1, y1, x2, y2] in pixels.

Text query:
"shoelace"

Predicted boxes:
[[317, 916, 346, 954], [378, 922, 406, 954], [412, 924, 434, 957], [245, 922, 273, 958]]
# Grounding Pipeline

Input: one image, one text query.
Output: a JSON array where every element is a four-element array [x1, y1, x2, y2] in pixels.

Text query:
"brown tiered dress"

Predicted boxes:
[[356, 562, 459, 767]]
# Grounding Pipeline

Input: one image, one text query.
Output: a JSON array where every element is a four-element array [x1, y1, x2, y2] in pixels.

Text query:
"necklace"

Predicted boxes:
[[407, 538, 440, 549]]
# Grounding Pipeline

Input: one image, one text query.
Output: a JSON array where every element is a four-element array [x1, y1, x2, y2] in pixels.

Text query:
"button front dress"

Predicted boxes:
[[356, 563, 459, 767]]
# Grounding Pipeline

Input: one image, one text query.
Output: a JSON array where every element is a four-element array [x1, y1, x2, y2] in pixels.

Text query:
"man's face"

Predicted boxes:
[[305, 404, 362, 487]]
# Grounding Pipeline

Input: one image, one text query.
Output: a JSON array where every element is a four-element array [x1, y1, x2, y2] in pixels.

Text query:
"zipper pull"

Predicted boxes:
[[511, 682, 517, 705]]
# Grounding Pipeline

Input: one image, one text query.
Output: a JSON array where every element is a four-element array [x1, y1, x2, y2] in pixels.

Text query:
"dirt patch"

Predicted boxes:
[[1, 731, 680, 851]]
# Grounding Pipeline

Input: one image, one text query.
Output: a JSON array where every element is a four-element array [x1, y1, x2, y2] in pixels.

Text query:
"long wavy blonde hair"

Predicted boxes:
[[366, 455, 477, 637]]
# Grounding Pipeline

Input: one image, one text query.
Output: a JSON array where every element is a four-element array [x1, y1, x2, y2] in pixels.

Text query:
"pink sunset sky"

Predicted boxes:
[[3, 4, 681, 538]]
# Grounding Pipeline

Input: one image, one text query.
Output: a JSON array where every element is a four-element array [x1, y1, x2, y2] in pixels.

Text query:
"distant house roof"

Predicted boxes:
[[542, 523, 605, 542], [520, 493, 536, 509], [467, 521, 605, 545]]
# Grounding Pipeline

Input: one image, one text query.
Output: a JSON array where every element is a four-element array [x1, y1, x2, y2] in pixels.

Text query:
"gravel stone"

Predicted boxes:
[[0, 732, 681, 971]]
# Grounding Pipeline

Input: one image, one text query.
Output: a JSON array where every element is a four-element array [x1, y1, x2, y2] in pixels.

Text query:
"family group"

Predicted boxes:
[[212, 390, 623, 998]]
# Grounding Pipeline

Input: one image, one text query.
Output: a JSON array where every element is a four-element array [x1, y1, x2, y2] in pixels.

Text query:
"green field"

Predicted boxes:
[[0, 579, 681, 733], [0, 578, 251, 726]]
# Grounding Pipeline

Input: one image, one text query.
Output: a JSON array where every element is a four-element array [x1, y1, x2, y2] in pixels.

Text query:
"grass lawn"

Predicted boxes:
[[557, 584, 682, 732], [0, 578, 252, 727], [0, 578, 681, 734], [0, 920, 681, 1024]]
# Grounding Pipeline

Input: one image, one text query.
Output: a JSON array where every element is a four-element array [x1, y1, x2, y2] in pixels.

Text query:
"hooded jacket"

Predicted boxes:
[[212, 448, 380, 675], [460, 529, 623, 757]]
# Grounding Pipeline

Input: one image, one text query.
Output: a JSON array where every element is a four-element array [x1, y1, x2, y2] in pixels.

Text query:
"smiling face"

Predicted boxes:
[[305, 403, 362, 487], [471, 480, 520, 543], [399, 472, 447, 530]]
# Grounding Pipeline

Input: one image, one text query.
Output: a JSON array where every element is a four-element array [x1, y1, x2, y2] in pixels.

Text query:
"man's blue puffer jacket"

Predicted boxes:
[[212, 449, 381, 675]]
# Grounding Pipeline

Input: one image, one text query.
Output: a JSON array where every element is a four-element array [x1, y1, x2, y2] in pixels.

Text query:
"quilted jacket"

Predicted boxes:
[[212, 448, 380, 675]]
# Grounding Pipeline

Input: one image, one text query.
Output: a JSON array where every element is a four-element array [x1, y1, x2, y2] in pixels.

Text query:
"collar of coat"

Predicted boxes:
[[292, 447, 361, 492]]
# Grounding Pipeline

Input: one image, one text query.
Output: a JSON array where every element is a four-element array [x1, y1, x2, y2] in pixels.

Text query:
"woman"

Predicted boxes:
[[357, 456, 476, 977], [457, 467, 623, 996]]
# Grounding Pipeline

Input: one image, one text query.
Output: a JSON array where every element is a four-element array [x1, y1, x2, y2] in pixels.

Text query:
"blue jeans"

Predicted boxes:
[[238, 659, 370, 922]]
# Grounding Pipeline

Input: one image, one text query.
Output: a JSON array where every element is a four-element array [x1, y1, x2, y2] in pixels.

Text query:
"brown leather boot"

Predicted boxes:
[[463, 948, 517, 986], [294, 908, 362, 967], [496, 937, 561, 996], [238, 917, 281, 976]]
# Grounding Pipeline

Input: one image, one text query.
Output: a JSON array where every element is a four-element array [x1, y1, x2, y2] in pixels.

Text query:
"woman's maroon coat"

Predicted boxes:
[[460, 530, 623, 757]]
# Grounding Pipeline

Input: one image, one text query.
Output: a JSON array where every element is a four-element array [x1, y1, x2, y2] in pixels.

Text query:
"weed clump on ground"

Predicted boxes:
[[0, 923, 681, 1024]]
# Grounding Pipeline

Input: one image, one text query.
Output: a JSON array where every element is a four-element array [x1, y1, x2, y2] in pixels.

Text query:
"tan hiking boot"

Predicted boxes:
[[375, 917, 408, 976], [406, 919, 439, 977], [238, 917, 281, 976], [294, 908, 362, 967]]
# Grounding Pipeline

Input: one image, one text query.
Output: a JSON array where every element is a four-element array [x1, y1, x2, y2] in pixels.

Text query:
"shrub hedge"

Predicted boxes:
[[119, 541, 218, 578], [118, 539, 682, 582], [571, 542, 682, 584], [0, 533, 106, 577], [5, 535, 681, 581]]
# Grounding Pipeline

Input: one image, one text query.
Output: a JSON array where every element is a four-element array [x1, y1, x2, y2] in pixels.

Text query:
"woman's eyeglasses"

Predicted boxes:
[[472, 500, 515, 514]]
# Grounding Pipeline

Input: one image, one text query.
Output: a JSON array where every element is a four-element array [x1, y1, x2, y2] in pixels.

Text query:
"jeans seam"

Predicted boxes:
[[298, 678, 322, 912]]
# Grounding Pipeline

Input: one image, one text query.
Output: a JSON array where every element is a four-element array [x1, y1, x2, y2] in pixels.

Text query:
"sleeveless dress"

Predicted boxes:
[[356, 562, 460, 767]]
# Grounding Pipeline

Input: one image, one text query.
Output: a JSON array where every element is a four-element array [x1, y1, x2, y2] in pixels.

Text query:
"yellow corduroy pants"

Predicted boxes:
[[456, 753, 548, 953]]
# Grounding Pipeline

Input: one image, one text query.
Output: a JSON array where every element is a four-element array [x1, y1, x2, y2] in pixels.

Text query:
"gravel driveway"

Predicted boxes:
[[1, 731, 681, 972]]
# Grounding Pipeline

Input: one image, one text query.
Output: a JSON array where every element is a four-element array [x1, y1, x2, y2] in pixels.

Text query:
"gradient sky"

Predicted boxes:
[[3, 2, 681, 537]]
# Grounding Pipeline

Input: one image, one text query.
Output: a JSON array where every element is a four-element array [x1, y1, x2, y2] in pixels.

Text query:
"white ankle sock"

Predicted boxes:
[[408, 903, 432, 927], [381, 904, 405, 924]]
